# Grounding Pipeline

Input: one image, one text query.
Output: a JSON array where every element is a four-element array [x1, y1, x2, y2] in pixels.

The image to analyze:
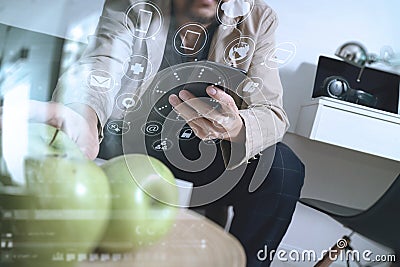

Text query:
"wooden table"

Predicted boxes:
[[78, 209, 246, 267]]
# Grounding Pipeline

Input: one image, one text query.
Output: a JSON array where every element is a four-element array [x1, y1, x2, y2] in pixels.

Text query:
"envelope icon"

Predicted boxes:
[[90, 75, 111, 89]]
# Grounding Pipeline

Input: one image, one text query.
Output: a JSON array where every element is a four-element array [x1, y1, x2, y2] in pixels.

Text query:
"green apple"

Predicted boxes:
[[1, 123, 84, 185], [98, 154, 179, 252], [0, 123, 111, 266], [0, 157, 12, 185], [26, 123, 84, 158], [22, 156, 111, 249]]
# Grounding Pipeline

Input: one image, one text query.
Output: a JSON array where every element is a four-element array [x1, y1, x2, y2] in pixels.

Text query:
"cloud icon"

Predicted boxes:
[[221, 0, 251, 18]]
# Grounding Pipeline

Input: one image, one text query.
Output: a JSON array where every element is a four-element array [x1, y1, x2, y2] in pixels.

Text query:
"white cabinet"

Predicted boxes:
[[295, 97, 400, 161]]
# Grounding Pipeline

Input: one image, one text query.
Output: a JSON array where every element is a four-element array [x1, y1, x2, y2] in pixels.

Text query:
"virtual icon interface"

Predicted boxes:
[[153, 83, 222, 121], [87, 70, 115, 92], [264, 42, 297, 69], [180, 128, 194, 139], [225, 37, 255, 65], [229, 42, 250, 61], [125, 2, 162, 39], [217, 0, 254, 26], [107, 120, 131, 135], [142, 121, 163, 136], [123, 55, 153, 81], [90, 75, 111, 89], [135, 9, 153, 34], [180, 30, 201, 51], [131, 63, 145, 75], [120, 61, 276, 206], [243, 81, 259, 93], [122, 97, 136, 109], [152, 139, 173, 152], [174, 23, 207, 56], [268, 48, 294, 64], [116, 94, 141, 112], [221, 0, 251, 18]]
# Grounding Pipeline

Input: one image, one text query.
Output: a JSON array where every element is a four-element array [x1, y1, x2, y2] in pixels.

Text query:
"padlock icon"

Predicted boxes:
[[180, 128, 193, 139]]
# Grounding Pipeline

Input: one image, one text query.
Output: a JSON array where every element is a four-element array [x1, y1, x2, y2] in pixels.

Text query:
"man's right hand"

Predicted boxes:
[[26, 100, 100, 160]]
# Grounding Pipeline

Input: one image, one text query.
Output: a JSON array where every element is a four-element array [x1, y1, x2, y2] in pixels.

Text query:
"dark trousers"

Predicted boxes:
[[191, 143, 305, 266]]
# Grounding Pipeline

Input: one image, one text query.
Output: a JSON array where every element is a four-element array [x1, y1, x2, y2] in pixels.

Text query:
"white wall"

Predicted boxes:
[[267, 0, 400, 132], [0, 0, 104, 42], [266, 1, 400, 265]]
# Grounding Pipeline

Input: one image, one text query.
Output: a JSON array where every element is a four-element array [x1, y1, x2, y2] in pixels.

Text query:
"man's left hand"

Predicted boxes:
[[168, 86, 245, 143]]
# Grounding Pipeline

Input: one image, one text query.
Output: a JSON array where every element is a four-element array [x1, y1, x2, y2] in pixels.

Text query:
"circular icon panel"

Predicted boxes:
[[153, 82, 222, 122], [263, 42, 297, 69], [123, 55, 153, 82], [116, 93, 142, 112], [173, 23, 208, 56], [107, 120, 131, 135], [87, 70, 115, 93], [122, 61, 260, 207], [149, 62, 242, 122], [217, 0, 255, 27], [178, 126, 197, 141], [142, 121, 163, 136], [125, 2, 163, 40], [224, 37, 255, 66], [152, 139, 173, 152], [236, 76, 264, 98]]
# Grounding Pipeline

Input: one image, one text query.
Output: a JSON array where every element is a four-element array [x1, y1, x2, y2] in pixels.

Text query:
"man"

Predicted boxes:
[[37, 0, 305, 265]]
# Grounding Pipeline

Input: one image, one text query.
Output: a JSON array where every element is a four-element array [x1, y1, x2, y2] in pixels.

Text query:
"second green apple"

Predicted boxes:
[[98, 154, 179, 252]]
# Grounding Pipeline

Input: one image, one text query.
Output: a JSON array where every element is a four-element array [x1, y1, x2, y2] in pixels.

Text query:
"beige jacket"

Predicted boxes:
[[53, 0, 289, 169]]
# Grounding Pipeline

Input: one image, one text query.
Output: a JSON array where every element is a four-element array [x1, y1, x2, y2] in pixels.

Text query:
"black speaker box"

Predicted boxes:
[[312, 56, 400, 114]]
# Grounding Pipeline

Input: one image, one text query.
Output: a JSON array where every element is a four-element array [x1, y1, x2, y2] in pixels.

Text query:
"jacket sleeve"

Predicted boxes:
[[221, 8, 290, 170], [52, 0, 136, 130]]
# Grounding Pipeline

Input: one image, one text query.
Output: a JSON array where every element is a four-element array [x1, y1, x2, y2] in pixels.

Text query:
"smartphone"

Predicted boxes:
[[180, 30, 201, 51], [135, 9, 153, 34]]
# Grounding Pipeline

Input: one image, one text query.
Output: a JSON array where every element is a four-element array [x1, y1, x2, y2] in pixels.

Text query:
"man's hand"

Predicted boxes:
[[168, 86, 245, 143], [26, 101, 100, 159]]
